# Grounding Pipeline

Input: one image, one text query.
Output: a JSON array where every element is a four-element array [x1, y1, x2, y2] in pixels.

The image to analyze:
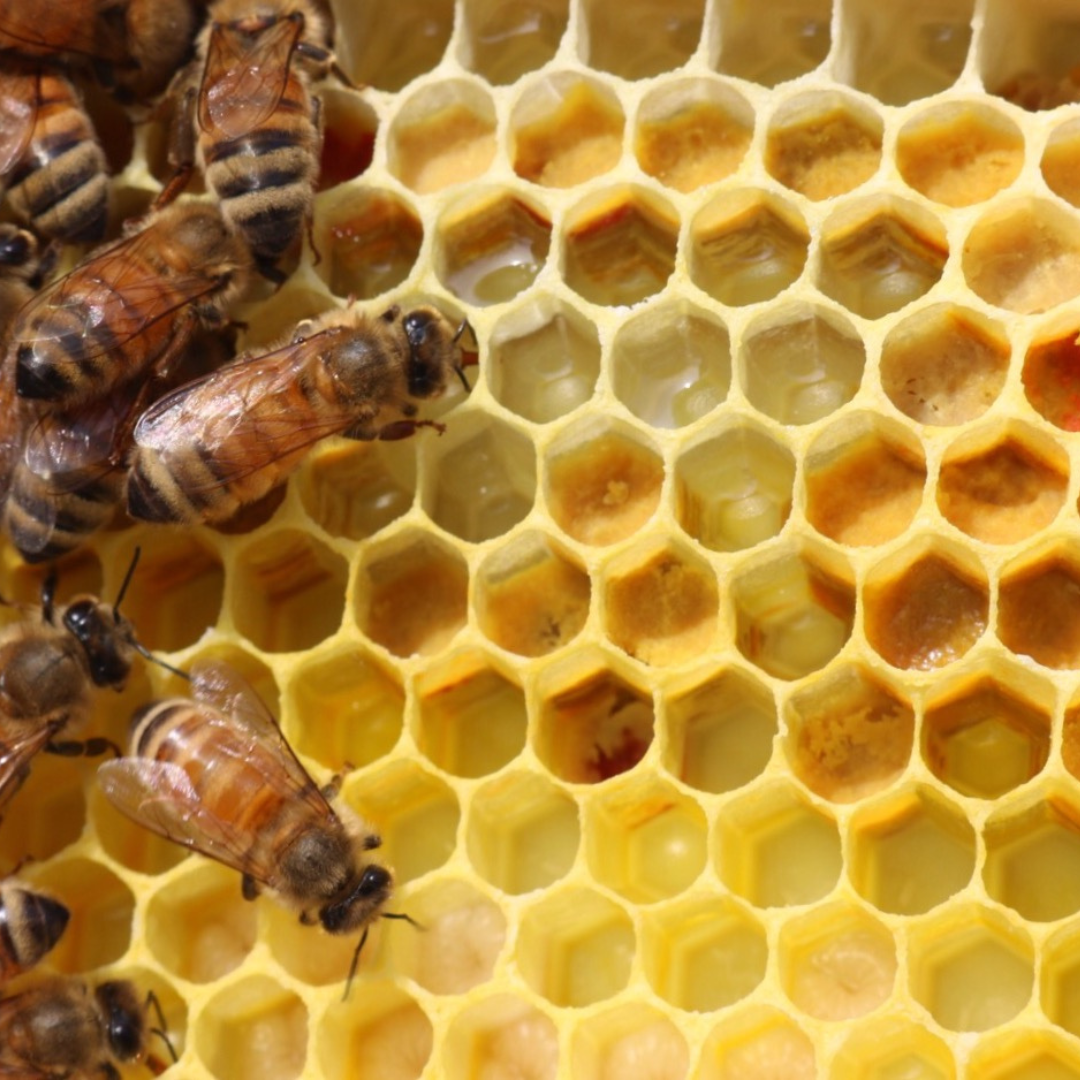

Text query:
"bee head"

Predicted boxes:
[[402, 308, 466, 399], [320, 863, 393, 934], [95, 981, 146, 1063], [63, 599, 134, 689]]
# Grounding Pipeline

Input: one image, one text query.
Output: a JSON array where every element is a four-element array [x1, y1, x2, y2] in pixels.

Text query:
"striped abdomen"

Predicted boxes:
[[0, 880, 70, 981]]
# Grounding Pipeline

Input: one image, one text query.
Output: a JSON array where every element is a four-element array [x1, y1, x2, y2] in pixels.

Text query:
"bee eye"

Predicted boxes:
[[359, 865, 391, 897], [0, 233, 29, 265], [403, 312, 432, 351], [62, 602, 93, 637], [96, 982, 144, 1061]]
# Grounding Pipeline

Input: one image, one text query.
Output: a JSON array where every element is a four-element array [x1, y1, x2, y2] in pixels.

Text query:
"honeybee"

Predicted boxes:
[[9, 199, 251, 405], [0, 223, 44, 333], [125, 303, 472, 527], [98, 658, 401, 993], [0, 976, 177, 1076], [0, 878, 69, 983]]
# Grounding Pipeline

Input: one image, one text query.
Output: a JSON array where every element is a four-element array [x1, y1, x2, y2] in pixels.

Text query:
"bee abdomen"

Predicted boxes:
[[0, 883, 70, 980], [126, 446, 211, 525], [16, 304, 122, 401], [130, 699, 200, 760]]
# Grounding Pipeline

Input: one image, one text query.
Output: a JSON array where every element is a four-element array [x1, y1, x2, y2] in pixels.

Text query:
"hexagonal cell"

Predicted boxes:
[[880, 304, 1010, 426], [732, 547, 855, 681], [230, 530, 347, 652], [635, 78, 753, 193], [937, 424, 1068, 544], [517, 887, 634, 1007], [896, 102, 1022, 207], [998, 547, 1080, 668], [779, 903, 897, 1021], [579, 0, 702, 79], [562, 186, 679, 307], [233, 283, 337, 353], [1042, 924, 1080, 1039], [314, 189, 422, 301], [442, 994, 558, 1080], [675, 425, 794, 553], [804, 416, 926, 547], [1022, 324, 1080, 432], [663, 668, 777, 794], [354, 531, 468, 658], [387, 81, 496, 194], [863, 543, 989, 670], [641, 895, 767, 1011], [416, 652, 527, 778], [435, 189, 552, 306], [283, 649, 403, 774], [466, 770, 579, 895], [318, 984, 432, 1080], [317, 87, 376, 192], [983, 789, 1080, 921], [488, 298, 601, 424], [145, 862, 256, 983], [1041, 119, 1080, 207], [740, 305, 866, 425], [711, 0, 831, 86], [967, 1029, 1080, 1080], [603, 540, 719, 667], [197, 975, 307, 1080], [585, 774, 706, 904], [818, 199, 948, 320], [422, 414, 537, 543], [848, 785, 976, 916], [689, 189, 808, 308], [545, 420, 664, 546], [337, 0, 453, 91], [831, 1017, 956, 1080], [764, 92, 884, 201], [716, 781, 841, 908], [462, 0, 567, 82], [908, 903, 1035, 1032], [786, 662, 914, 803], [510, 73, 624, 188], [475, 531, 591, 658], [0, 752, 86, 867], [535, 664, 654, 784], [963, 199, 1080, 313], [571, 1003, 687, 1080]]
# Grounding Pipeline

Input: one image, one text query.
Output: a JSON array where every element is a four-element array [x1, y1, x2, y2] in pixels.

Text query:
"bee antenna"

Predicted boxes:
[[453, 364, 471, 393], [145, 990, 179, 1066], [451, 317, 471, 346], [113, 546, 141, 621], [382, 910, 424, 931], [342, 925, 369, 1002], [133, 640, 190, 682]]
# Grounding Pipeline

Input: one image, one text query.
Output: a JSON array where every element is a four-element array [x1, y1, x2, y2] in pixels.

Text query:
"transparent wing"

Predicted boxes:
[[0, 67, 37, 178], [0, 721, 54, 814]]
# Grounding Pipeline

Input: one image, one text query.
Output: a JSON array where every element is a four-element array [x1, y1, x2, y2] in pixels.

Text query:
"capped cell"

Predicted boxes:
[[831, 1017, 956, 1080], [848, 785, 976, 916], [442, 994, 558, 1080], [689, 189, 809, 307], [712, 0, 830, 86], [635, 78, 753, 193], [786, 662, 914, 803], [562, 186, 679, 307], [764, 91, 884, 201], [641, 895, 767, 1011], [317, 87, 376, 191], [1041, 118, 1080, 208], [571, 1003, 688, 1080], [998, 545, 1080, 668], [579, 0, 703, 79], [461, 0, 568, 85], [740, 305, 866, 425], [336, 0, 453, 91], [388, 80, 496, 194], [1043, 924, 1080, 1039], [510, 72, 624, 188], [488, 298, 601, 424], [1023, 324, 1080, 432], [611, 301, 732, 429], [716, 781, 841, 908], [695, 1005, 817, 1080], [967, 1029, 1080, 1080]]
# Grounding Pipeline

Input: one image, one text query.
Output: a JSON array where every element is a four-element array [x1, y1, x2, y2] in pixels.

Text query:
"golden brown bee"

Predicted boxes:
[[0, 878, 69, 983], [8, 199, 251, 406], [126, 303, 471, 527], [0, 223, 44, 334]]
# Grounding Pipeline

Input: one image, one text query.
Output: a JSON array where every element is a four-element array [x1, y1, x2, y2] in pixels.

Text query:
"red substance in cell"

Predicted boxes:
[[319, 123, 375, 191]]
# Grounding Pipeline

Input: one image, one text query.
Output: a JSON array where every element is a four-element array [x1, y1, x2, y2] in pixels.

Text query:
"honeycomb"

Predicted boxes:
[[16, 0, 1080, 1076]]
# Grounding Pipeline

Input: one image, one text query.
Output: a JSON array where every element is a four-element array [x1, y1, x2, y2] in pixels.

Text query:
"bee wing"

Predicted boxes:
[[199, 16, 302, 139], [0, 67, 38, 178], [0, 720, 54, 814], [0, 359, 31, 504], [0, 10, 127, 64]]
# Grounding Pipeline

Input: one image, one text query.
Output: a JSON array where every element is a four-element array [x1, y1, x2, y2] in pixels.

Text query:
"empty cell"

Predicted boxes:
[[635, 78, 753, 193], [517, 887, 635, 1007], [461, 0, 569, 85], [579, 0, 703, 79], [318, 88, 376, 191], [466, 770, 579, 895], [818, 200, 948, 320], [848, 786, 976, 915], [690, 190, 809, 307], [764, 92, 883, 201], [571, 1003, 688, 1080], [1043, 925, 1080, 1039], [881, 304, 1010, 426], [716, 782, 841, 908], [355, 532, 468, 658], [998, 549, 1080, 668], [779, 903, 897, 1021], [0, 753, 86, 866], [837, 0, 972, 104], [562, 187, 679, 307], [740, 307, 865, 425], [475, 531, 590, 658], [511, 73, 624, 188], [336, 0, 453, 90], [641, 895, 767, 1011], [235, 284, 337, 353], [436, 190, 551, 305], [488, 299, 600, 424], [1042, 119, 1080, 207], [1023, 326, 1080, 432], [832, 1017, 956, 1080], [864, 547, 989, 670], [908, 904, 1034, 1032], [711, 0, 830, 86], [424, 416, 537, 542], [968, 1030, 1080, 1080], [897, 102, 1023, 207], [963, 199, 1080, 314], [611, 302, 732, 429], [267, 891, 373, 988], [284, 650, 404, 774], [90, 780, 188, 876], [786, 663, 914, 803], [663, 669, 777, 794], [231, 530, 348, 652], [442, 994, 559, 1080]]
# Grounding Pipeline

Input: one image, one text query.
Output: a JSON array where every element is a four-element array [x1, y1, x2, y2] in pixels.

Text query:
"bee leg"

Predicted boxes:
[[256, 257, 288, 285], [45, 736, 122, 759], [376, 419, 448, 441], [319, 763, 354, 801], [156, 84, 198, 210], [299, 910, 318, 926], [242, 873, 261, 901]]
